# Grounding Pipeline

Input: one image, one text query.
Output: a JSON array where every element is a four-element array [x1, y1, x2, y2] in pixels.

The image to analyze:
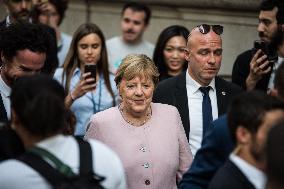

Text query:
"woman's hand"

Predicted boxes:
[[65, 73, 96, 107], [246, 49, 271, 90]]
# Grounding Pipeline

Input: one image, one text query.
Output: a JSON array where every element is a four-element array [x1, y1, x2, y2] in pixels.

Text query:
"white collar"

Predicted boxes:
[[229, 153, 267, 189], [6, 15, 32, 27], [0, 75, 11, 98], [185, 69, 216, 94]]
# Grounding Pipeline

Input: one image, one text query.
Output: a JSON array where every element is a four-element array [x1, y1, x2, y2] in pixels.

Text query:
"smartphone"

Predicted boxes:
[[84, 64, 96, 83], [253, 40, 278, 70]]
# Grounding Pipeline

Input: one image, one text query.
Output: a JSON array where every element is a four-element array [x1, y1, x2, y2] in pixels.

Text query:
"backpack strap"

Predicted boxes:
[[74, 137, 93, 175], [19, 152, 66, 187], [18, 137, 94, 187]]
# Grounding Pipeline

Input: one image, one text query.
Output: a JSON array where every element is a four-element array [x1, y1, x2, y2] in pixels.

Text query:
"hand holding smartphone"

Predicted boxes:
[[84, 64, 97, 83], [253, 40, 277, 70]]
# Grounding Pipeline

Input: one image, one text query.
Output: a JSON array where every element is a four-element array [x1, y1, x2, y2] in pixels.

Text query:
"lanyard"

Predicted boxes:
[[91, 78, 102, 114]]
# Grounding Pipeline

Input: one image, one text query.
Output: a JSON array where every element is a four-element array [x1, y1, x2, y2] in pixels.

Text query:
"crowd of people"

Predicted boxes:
[[0, 0, 284, 189]]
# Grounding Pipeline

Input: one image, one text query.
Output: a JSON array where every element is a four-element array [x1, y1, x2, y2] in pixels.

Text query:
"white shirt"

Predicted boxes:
[[186, 70, 218, 157], [0, 135, 127, 189], [106, 36, 154, 74], [268, 56, 284, 90], [230, 153, 267, 189], [0, 75, 11, 119]]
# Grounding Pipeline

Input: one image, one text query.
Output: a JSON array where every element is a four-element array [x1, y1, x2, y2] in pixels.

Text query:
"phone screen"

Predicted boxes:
[[84, 64, 96, 83]]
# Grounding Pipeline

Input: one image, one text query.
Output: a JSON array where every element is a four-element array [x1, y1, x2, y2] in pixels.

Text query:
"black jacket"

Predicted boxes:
[[153, 72, 243, 140]]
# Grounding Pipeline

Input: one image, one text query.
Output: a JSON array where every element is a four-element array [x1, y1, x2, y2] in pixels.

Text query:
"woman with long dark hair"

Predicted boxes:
[[54, 23, 118, 136], [153, 25, 189, 81]]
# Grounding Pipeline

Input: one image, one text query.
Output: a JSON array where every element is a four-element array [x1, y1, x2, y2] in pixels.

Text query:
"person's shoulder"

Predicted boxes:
[[108, 72, 116, 80], [215, 76, 243, 92], [234, 49, 253, 64], [53, 68, 64, 82], [156, 72, 184, 90], [0, 159, 44, 185], [61, 32, 72, 42], [88, 139, 120, 161], [90, 107, 118, 123], [159, 73, 181, 85], [152, 103, 178, 113], [106, 36, 120, 44], [143, 40, 154, 49]]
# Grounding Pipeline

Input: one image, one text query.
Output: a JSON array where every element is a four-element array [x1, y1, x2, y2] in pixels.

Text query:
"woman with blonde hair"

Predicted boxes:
[[54, 23, 119, 136], [85, 54, 192, 189]]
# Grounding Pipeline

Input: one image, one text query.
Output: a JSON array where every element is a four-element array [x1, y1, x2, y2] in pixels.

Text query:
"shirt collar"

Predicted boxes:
[[185, 69, 216, 94], [6, 15, 32, 27], [229, 153, 267, 189], [0, 75, 11, 97], [73, 67, 81, 77]]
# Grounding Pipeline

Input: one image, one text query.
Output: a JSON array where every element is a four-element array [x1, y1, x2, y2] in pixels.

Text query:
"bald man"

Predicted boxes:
[[153, 24, 242, 156]]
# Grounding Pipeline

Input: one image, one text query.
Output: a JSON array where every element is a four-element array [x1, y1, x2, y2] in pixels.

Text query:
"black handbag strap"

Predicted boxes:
[[18, 137, 93, 187]]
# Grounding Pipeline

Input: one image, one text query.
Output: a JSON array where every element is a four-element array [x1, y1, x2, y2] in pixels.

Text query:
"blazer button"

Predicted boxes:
[[140, 147, 146, 152], [143, 162, 150, 168], [145, 179, 151, 185]]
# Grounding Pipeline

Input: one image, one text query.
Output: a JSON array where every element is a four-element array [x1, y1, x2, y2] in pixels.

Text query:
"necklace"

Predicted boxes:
[[119, 104, 152, 127]]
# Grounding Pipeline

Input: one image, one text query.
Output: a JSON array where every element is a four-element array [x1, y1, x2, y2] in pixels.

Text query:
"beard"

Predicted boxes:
[[11, 10, 31, 22], [269, 26, 284, 50]]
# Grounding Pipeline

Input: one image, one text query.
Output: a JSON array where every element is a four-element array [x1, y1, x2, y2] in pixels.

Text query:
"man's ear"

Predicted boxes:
[[184, 48, 190, 62], [236, 126, 251, 145]]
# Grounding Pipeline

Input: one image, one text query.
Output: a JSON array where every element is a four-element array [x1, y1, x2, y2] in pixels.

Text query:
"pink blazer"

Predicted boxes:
[[85, 103, 192, 189]]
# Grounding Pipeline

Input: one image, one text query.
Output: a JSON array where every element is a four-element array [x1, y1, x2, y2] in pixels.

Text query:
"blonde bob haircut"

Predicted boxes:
[[115, 54, 159, 87]]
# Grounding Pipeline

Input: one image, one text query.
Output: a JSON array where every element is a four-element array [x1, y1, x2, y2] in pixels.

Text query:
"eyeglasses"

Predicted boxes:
[[196, 24, 223, 35]]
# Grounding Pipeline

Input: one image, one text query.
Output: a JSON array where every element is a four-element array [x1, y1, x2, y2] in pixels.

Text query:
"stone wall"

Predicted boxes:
[[0, 0, 260, 76]]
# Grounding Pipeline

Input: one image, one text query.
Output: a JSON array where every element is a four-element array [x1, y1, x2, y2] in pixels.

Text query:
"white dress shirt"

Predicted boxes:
[[268, 57, 284, 90], [230, 153, 267, 189], [0, 135, 127, 189], [0, 75, 11, 119], [186, 70, 218, 156]]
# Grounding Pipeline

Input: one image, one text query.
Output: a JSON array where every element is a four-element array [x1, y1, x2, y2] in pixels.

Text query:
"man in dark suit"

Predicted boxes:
[[179, 58, 284, 189], [232, 0, 284, 91], [153, 24, 242, 156], [0, 22, 49, 161], [179, 115, 233, 189], [207, 91, 284, 189]]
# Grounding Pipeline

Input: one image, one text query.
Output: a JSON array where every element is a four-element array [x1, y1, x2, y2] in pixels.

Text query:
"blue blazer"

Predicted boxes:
[[179, 115, 234, 189]]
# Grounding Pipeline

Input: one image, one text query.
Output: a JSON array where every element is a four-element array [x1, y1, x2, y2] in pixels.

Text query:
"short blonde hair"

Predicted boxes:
[[115, 54, 159, 87]]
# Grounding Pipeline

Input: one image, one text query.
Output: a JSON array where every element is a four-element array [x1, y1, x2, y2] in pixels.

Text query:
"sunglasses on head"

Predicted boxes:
[[196, 24, 223, 35]]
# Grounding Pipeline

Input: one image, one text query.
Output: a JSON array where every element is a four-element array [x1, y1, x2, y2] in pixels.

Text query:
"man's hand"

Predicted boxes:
[[246, 49, 271, 90]]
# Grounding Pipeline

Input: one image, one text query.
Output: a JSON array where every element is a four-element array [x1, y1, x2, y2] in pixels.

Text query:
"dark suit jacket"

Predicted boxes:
[[0, 95, 8, 123], [231, 49, 272, 91], [152, 72, 243, 140], [179, 115, 233, 189], [0, 126, 25, 162], [207, 160, 256, 189]]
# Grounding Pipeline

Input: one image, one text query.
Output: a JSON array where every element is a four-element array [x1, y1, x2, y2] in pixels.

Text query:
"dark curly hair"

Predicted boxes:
[[0, 22, 49, 62]]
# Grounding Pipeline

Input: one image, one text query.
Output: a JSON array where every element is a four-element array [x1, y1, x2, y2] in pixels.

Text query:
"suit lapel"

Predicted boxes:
[[215, 77, 229, 116], [174, 72, 190, 139]]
